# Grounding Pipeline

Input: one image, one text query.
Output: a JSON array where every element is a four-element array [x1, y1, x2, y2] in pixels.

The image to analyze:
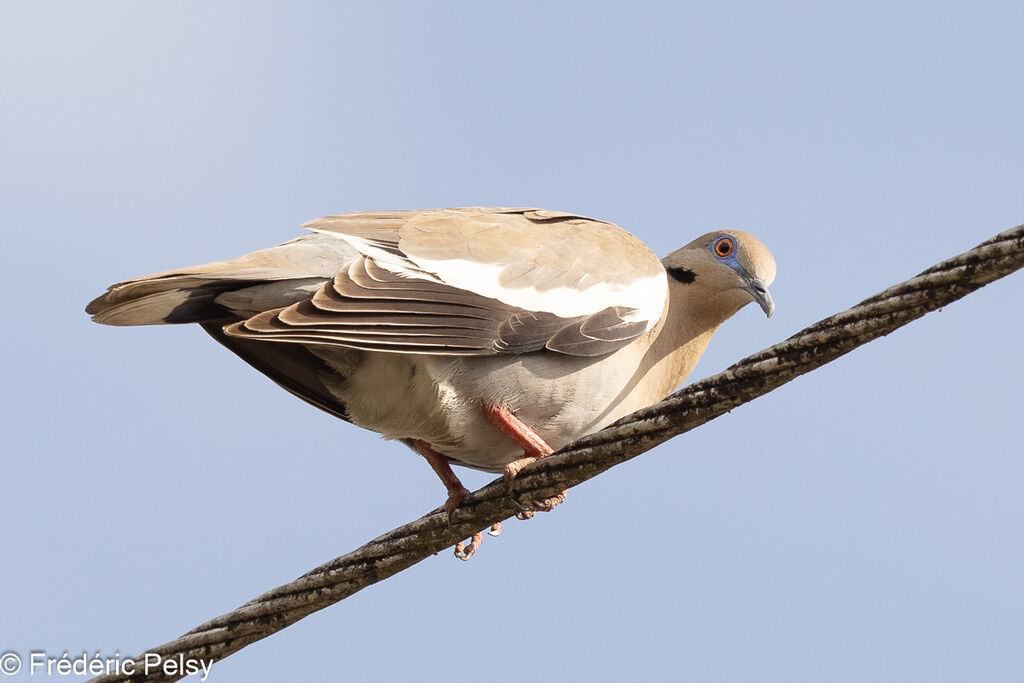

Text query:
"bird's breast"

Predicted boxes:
[[420, 347, 650, 470], [315, 342, 663, 473]]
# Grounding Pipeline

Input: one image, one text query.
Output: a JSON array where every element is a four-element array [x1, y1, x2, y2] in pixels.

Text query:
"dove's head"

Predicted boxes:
[[661, 230, 776, 320]]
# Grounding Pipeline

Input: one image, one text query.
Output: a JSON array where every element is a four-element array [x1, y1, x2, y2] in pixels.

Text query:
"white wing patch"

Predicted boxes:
[[405, 255, 668, 330], [311, 226, 668, 330]]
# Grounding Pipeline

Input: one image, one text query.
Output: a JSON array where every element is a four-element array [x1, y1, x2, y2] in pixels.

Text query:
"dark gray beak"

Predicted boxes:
[[745, 278, 775, 318]]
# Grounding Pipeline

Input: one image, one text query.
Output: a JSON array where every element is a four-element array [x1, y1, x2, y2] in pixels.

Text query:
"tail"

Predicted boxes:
[[86, 233, 358, 423], [86, 233, 354, 325]]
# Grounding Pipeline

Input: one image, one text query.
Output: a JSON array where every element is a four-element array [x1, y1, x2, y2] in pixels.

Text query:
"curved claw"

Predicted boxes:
[[510, 490, 567, 519], [488, 522, 502, 537], [504, 455, 568, 519], [535, 490, 567, 511], [454, 531, 484, 561]]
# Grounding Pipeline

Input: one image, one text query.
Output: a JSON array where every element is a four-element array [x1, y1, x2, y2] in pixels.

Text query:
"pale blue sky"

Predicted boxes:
[[2, 2, 1022, 681]]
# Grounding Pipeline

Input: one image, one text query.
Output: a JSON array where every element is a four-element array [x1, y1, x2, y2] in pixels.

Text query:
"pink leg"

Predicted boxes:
[[483, 403, 555, 458], [483, 403, 567, 516], [410, 439, 496, 561], [411, 439, 469, 520]]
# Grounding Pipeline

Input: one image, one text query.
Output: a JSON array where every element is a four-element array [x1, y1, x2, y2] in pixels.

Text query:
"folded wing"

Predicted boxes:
[[87, 207, 668, 358], [226, 255, 651, 356]]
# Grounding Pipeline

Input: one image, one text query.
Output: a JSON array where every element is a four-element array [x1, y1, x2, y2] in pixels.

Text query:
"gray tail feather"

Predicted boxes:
[[86, 232, 350, 326], [86, 276, 326, 326], [86, 281, 244, 325]]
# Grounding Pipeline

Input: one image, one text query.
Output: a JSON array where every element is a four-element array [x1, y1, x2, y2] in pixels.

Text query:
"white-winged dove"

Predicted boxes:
[[87, 207, 776, 557]]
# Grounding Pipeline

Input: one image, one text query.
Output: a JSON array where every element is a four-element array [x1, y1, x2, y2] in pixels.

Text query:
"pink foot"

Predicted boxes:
[[410, 439, 491, 560], [484, 403, 568, 517], [454, 532, 484, 561]]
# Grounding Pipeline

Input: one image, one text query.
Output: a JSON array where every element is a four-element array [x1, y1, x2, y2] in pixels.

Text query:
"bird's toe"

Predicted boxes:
[[443, 485, 470, 522], [454, 532, 484, 561]]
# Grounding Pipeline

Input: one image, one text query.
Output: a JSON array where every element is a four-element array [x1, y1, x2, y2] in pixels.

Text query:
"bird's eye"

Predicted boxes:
[[714, 237, 735, 258]]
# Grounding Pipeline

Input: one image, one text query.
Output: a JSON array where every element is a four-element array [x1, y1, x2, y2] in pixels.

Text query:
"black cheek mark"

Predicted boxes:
[[667, 267, 696, 284]]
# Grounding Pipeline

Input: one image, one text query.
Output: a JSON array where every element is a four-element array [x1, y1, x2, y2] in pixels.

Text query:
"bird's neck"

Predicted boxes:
[[600, 290, 722, 425]]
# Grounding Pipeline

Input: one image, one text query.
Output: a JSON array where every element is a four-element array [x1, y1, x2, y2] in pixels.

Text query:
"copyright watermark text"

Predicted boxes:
[[0, 650, 213, 680]]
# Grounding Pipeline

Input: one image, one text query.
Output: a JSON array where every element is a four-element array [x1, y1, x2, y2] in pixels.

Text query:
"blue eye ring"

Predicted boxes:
[[713, 236, 735, 258]]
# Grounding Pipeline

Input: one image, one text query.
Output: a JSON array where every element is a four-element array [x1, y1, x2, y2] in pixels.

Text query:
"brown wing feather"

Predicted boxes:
[[226, 254, 647, 357], [223, 208, 657, 357]]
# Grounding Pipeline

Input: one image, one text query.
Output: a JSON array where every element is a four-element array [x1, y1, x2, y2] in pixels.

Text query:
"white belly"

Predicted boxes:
[[313, 344, 653, 472]]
